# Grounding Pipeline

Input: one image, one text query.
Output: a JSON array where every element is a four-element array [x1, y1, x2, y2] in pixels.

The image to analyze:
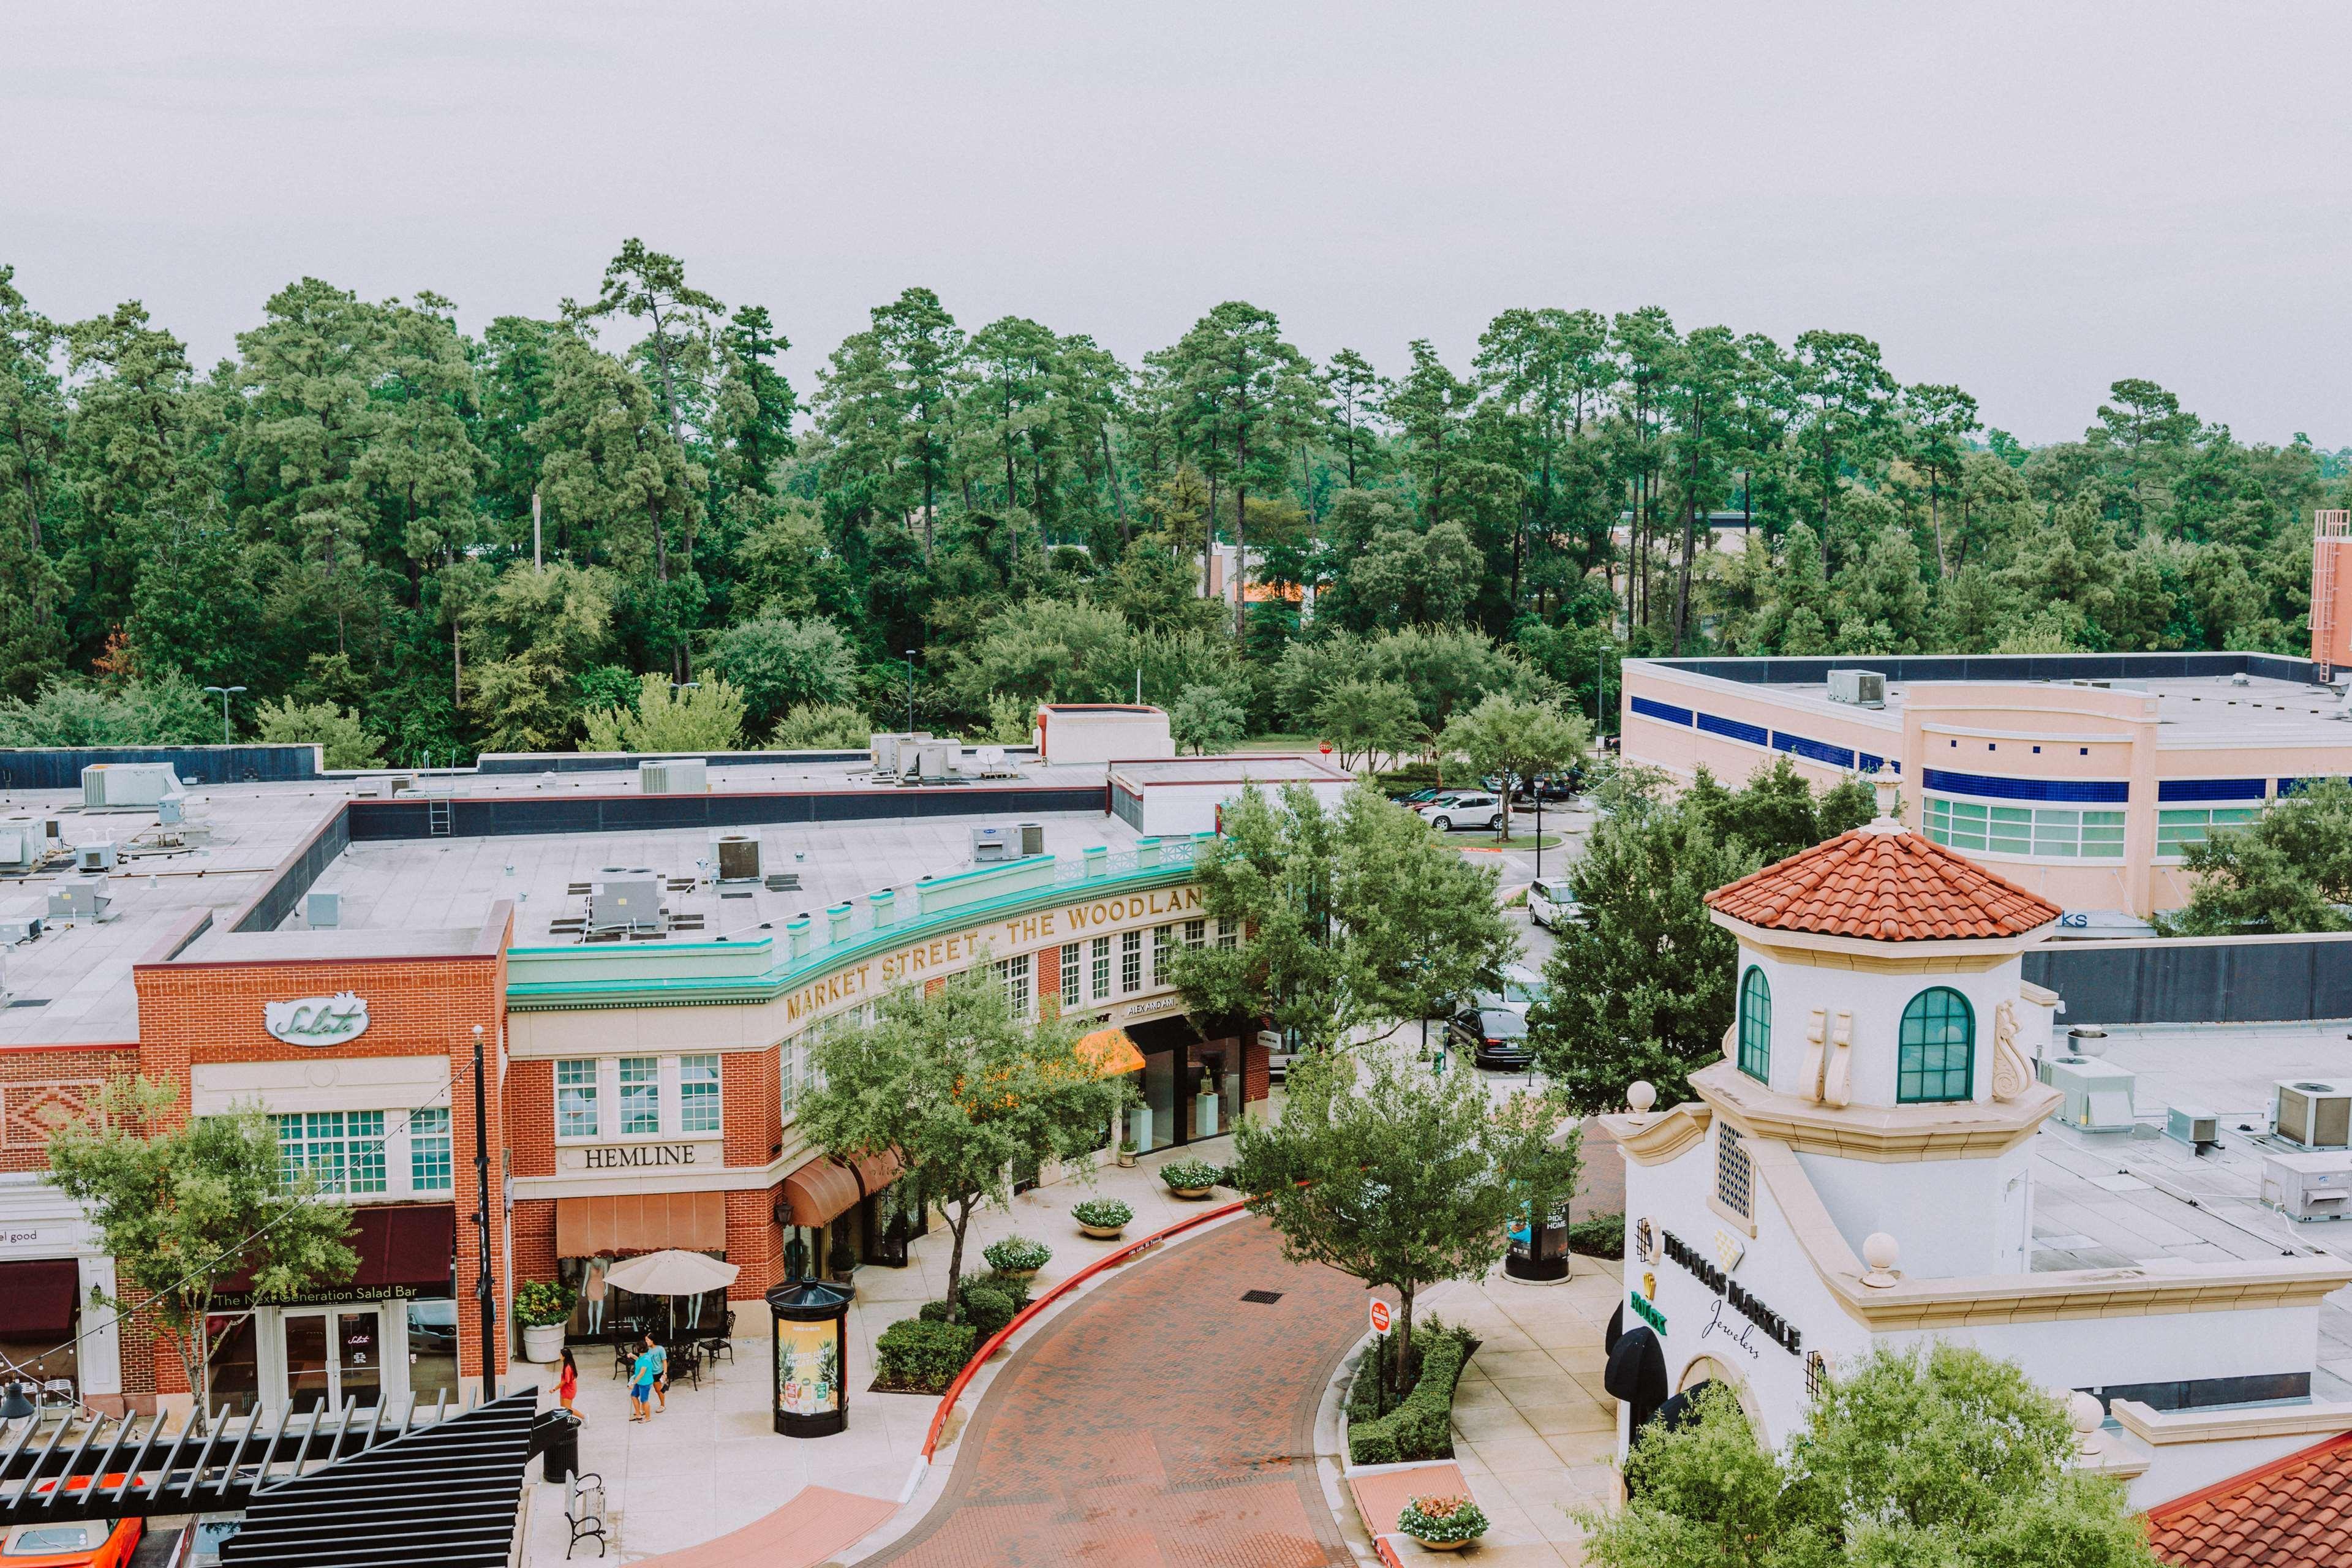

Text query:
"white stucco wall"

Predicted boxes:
[[1736, 941, 2024, 1110]]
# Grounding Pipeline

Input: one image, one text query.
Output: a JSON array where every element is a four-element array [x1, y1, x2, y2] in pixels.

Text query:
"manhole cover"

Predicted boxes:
[[1240, 1289, 1284, 1305]]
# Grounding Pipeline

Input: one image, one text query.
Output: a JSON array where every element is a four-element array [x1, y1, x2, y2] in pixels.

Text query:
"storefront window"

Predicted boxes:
[[1061, 942, 1081, 1008], [1216, 917, 1237, 950], [998, 953, 1031, 1018], [407, 1300, 461, 1406], [780, 1041, 799, 1121], [2157, 807, 2256, 857], [557, 1059, 599, 1137], [1090, 936, 1111, 1001], [409, 1107, 453, 1192], [204, 1312, 259, 1417], [1899, 988, 1975, 1103], [1924, 796, 2124, 860], [1121, 930, 1142, 992], [275, 1111, 386, 1194], [1153, 925, 1173, 984], [620, 1057, 660, 1134], [680, 1055, 722, 1133]]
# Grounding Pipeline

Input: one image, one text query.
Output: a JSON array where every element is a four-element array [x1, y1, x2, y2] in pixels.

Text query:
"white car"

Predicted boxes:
[[1422, 793, 1503, 833], [1528, 878, 1583, 930]]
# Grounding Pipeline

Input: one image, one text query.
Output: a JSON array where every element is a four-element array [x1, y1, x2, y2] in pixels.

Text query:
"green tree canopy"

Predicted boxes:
[[1437, 693, 1591, 839], [2160, 778, 2352, 935]]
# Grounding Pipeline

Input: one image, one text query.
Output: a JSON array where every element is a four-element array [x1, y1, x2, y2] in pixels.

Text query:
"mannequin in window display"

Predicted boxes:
[[581, 1255, 609, 1335]]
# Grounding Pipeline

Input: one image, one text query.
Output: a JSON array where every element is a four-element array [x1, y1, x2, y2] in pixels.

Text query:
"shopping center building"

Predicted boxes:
[[1619, 650, 2352, 922], [1600, 774, 2352, 1509], [0, 725, 1267, 1418]]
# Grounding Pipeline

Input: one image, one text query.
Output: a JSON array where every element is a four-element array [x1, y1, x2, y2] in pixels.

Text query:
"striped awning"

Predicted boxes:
[[1076, 1027, 1145, 1077], [556, 1191, 726, 1257]]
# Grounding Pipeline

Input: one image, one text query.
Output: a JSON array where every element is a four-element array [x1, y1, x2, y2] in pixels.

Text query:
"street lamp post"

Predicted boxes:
[[471, 1023, 496, 1404], [202, 685, 246, 747], [904, 651, 916, 733]]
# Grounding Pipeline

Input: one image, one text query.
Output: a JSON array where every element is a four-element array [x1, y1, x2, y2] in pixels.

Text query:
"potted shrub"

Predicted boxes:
[[513, 1280, 576, 1363], [1395, 1494, 1490, 1553], [1160, 1158, 1221, 1200], [1071, 1197, 1133, 1239], [1116, 1134, 1139, 1169], [982, 1235, 1052, 1280], [824, 1228, 859, 1300]]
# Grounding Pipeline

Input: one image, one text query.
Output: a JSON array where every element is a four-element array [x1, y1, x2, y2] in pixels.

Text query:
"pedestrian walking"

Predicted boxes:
[[558, 1346, 583, 1422], [649, 1333, 669, 1413], [628, 1338, 657, 1422]]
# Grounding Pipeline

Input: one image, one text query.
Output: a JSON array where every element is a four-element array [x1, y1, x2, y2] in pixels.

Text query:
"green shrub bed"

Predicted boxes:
[[1160, 1158, 1222, 1192], [1071, 1197, 1132, 1231], [1567, 1212, 1624, 1258], [984, 1235, 1052, 1273], [1348, 1319, 1477, 1466], [873, 1318, 976, 1393]]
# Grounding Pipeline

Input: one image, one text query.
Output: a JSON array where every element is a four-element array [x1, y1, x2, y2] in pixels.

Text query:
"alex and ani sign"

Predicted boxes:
[[263, 992, 371, 1047]]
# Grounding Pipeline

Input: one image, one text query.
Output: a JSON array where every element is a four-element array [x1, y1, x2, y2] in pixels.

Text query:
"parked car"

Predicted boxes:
[[1473, 965, 1550, 1020], [1528, 878, 1583, 930], [167, 1516, 244, 1568], [1420, 792, 1503, 833], [1, 1518, 142, 1568], [1449, 1004, 1532, 1069], [1390, 786, 1445, 807]]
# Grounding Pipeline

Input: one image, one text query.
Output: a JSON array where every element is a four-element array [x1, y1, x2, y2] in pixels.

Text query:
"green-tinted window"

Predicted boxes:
[[2157, 807, 2256, 857], [1898, 987, 1974, 1103], [1738, 966, 1771, 1084], [1924, 797, 2125, 861]]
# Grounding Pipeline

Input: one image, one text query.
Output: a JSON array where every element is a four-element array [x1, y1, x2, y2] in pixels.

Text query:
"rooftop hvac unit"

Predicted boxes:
[[2275, 1081, 2352, 1150], [2261, 1150, 2352, 1219], [2164, 1105, 2221, 1153], [907, 740, 959, 782], [80, 761, 185, 808], [712, 834, 761, 883], [589, 876, 663, 934], [75, 842, 118, 873], [970, 826, 1012, 863], [46, 880, 111, 923], [157, 796, 184, 827], [0, 917, 40, 946], [639, 759, 709, 795], [869, 733, 929, 775], [1826, 669, 1887, 708], [0, 827, 32, 872], [2038, 1054, 2138, 1131], [1017, 821, 1046, 858], [306, 891, 341, 929]]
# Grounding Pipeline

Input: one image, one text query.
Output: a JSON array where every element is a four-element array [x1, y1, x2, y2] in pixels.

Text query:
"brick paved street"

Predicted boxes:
[[864, 1215, 1370, 1567]]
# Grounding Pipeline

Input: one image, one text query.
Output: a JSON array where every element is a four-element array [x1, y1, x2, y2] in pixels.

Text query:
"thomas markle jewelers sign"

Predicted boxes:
[[264, 992, 371, 1047]]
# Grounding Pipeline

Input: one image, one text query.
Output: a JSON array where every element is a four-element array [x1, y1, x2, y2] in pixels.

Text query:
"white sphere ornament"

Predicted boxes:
[[2068, 1392, 2106, 1456], [1860, 1232, 1901, 1288], [1627, 1081, 1657, 1116]]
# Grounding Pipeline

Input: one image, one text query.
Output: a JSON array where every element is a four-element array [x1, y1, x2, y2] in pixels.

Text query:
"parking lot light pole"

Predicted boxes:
[[905, 651, 916, 733], [202, 684, 245, 746]]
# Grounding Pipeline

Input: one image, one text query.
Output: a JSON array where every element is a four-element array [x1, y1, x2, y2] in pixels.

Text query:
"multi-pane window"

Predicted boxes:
[[780, 1042, 798, 1121], [276, 1111, 386, 1195], [1153, 925, 1174, 984], [679, 1055, 721, 1133], [1215, 916, 1238, 951], [2157, 807, 2256, 857], [1898, 987, 1975, 1103], [1714, 1125, 1751, 1220], [1090, 937, 1112, 1001], [999, 953, 1032, 1018], [557, 1059, 599, 1138], [1061, 942, 1081, 1008], [1183, 918, 1206, 951], [409, 1107, 452, 1193], [1121, 929, 1142, 992], [1924, 797, 2124, 860], [1737, 966, 1771, 1084], [619, 1057, 660, 1134]]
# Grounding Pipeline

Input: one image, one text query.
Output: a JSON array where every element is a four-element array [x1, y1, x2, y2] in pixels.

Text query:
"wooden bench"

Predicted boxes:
[[564, 1471, 608, 1559]]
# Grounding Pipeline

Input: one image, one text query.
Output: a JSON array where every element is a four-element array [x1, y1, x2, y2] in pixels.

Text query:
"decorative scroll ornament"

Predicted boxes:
[[1990, 998, 2032, 1102]]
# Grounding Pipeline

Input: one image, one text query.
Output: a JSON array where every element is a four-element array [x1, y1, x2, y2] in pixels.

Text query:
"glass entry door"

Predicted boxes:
[[282, 1307, 384, 1412]]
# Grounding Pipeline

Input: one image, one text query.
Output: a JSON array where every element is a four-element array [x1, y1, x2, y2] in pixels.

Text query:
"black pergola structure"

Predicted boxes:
[[0, 1389, 539, 1567]]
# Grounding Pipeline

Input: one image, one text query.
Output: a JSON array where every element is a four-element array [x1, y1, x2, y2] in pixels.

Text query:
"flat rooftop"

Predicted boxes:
[[1110, 755, 1349, 785], [2035, 1023, 2352, 1398]]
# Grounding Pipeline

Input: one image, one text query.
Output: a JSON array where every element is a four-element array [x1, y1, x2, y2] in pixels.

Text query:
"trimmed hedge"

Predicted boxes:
[[874, 1318, 976, 1393], [1349, 1321, 1477, 1466], [1567, 1212, 1624, 1259], [916, 1272, 1034, 1341]]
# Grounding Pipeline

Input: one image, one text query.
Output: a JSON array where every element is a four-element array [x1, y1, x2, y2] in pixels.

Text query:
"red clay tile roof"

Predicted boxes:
[[2146, 1429, 2352, 1568], [1705, 825, 2062, 941]]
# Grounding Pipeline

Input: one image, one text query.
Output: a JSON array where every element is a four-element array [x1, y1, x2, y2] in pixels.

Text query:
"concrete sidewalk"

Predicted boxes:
[[516, 1129, 1245, 1564]]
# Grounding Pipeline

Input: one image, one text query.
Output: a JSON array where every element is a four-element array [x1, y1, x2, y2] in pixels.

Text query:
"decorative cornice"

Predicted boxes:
[[2112, 1398, 2352, 1448], [1711, 909, 2049, 964], [1597, 1102, 1712, 1166], [1694, 1059, 2056, 1163]]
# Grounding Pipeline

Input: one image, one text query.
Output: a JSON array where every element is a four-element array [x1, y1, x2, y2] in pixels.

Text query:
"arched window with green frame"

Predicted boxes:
[[1898, 987, 1975, 1102], [1737, 965, 1771, 1083]]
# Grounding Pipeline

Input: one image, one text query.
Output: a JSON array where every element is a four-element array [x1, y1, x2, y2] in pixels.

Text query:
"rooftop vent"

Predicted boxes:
[[307, 890, 341, 929], [2275, 1081, 2352, 1150], [712, 834, 760, 883], [1826, 669, 1885, 709], [2039, 1054, 2136, 1131]]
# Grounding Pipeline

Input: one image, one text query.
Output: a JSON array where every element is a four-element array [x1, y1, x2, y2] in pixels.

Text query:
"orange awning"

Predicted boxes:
[[1076, 1027, 1145, 1078], [556, 1192, 726, 1257], [780, 1155, 864, 1227], [848, 1148, 903, 1198]]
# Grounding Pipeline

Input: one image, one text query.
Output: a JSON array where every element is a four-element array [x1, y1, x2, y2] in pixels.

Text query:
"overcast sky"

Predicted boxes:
[[7, 1, 2349, 447]]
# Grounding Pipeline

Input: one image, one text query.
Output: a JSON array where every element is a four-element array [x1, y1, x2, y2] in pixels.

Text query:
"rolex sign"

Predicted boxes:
[[265, 992, 371, 1047]]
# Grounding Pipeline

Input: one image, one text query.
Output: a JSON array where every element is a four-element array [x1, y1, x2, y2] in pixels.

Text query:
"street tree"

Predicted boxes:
[[1336, 780, 1518, 1046], [1584, 1343, 2158, 1568], [44, 1078, 359, 1415], [1169, 682, 1246, 755], [1233, 1041, 1580, 1397], [1314, 677, 1420, 770], [798, 966, 1129, 1322], [2159, 778, 2352, 935], [1167, 782, 1349, 1051], [1437, 693, 1590, 840]]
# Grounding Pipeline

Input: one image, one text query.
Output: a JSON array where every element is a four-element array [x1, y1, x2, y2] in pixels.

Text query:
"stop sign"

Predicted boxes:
[[1319, 741, 1333, 755], [1369, 1299, 1392, 1336]]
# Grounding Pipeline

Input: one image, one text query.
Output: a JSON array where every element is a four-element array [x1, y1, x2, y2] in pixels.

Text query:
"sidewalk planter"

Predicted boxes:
[[1396, 1494, 1489, 1552], [522, 1324, 565, 1363], [982, 1236, 1052, 1281], [513, 1280, 576, 1364], [1160, 1159, 1221, 1201], [1071, 1198, 1132, 1239]]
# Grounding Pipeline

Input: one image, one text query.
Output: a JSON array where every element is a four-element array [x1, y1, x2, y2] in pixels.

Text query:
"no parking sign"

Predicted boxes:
[[1369, 1299, 1392, 1336]]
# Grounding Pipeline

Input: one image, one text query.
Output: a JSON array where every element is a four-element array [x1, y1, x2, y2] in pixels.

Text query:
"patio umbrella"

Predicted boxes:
[[604, 1250, 741, 1335]]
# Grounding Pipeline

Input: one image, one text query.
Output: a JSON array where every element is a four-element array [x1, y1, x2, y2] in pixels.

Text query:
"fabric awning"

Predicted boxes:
[[556, 1192, 726, 1258], [780, 1155, 863, 1227], [1076, 1027, 1145, 1078], [216, 1204, 455, 1302], [0, 1259, 80, 1338], [848, 1149, 903, 1199]]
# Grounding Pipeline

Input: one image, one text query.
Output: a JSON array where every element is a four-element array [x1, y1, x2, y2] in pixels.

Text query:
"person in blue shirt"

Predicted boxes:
[[628, 1335, 657, 1422], [649, 1336, 669, 1412]]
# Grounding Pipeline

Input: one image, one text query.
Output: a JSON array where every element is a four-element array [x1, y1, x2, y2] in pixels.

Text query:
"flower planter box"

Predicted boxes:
[[1168, 1186, 1215, 1200], [1078, 1223, 1126, 1240], [1406, 1536, 1471, 1552]]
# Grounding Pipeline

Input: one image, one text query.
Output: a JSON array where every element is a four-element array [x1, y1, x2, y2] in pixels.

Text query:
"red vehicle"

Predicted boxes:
[[0, 1518, 144, 1568]]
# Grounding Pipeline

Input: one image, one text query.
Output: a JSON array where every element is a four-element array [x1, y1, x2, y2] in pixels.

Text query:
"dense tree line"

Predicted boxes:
[[4, 247, 2346, 761]]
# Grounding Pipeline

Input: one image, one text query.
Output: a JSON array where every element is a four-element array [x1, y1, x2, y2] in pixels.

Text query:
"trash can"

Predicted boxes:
[[535, 1409, 582, 1484]]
